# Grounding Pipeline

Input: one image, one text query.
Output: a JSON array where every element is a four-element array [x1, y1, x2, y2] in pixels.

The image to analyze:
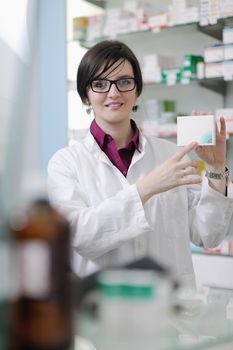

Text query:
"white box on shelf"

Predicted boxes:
[[204, 44, 224, 63], [224, 44, 233, 60], [223, 26, 233, 44], [223, 60, 233, 80], [177, 115, 216, 146], [205, 62, 224, 78]]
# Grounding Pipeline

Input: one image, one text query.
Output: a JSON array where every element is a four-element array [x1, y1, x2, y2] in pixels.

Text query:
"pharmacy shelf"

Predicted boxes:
[[85, 0, 105, 8], [83, 0, 233, 40], [77, 24, 198, 49], [198, 16, 233, 40], [73, 13, 233, 97], [198, 77, 228, 95], [77, 17, 233, 48], [146, 78, 228, 96]]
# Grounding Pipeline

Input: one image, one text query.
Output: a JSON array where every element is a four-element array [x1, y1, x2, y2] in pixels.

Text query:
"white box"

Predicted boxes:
[[204, 45, 224, 63], [205, 62, 224, 78], [224, 45, 233, 60], [223, 26, 233, 44], [177, 115, 216, 146]]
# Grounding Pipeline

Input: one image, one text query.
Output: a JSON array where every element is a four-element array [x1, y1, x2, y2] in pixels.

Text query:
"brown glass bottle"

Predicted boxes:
[[8, 199, 73, 350]]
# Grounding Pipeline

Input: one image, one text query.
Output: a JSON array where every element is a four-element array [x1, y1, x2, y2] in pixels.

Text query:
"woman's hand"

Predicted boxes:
[[194, 114, 227, 195], [194, 115, 227, 172], [136, 142, 202, 204]]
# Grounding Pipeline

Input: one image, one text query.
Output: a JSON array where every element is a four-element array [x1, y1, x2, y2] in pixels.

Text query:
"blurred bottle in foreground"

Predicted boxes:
[[95, 269, 175, 350], [0, 221, 11, 350], [8, 198, 73, 350]]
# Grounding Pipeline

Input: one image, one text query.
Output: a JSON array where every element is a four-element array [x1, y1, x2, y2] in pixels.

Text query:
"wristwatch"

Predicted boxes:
[[205, 167, 229, 181]]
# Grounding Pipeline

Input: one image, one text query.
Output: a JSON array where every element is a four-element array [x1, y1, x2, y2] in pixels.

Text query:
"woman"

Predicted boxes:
[[47, 40, 233, 287]]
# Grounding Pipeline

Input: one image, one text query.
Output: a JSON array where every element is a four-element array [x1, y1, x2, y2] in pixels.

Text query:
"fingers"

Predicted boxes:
[[179, 176, 202, 186], [180, 159, 198, 169], [174, 141, 198, 161], [178, 160, 199, 182], [219, 116, 226, 135], [182, 165, 199, 177]]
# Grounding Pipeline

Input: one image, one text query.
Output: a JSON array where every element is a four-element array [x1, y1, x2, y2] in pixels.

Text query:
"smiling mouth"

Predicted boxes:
[[105, 103, 123, 107]]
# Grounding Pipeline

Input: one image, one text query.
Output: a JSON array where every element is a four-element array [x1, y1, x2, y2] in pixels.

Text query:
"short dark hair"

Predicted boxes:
[[76, 40, 143, 105]]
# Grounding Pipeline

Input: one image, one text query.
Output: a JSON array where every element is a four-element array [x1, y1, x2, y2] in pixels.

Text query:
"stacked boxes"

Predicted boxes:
[[203, 25, 233, 80], [223, 26, 233, 63], [72, 16, 88, 42], [161, 68, 182, 85], [182, 54, 204, 82], [72, 15, 104, 43], [168, 0, 199, 26], [200, 0, 233, 26], [141, 54, 175, 83], [219, 0, 233, 18], [223, 26, 233, 44], [103, 0, 150, 37], [86, 15, 105, 43], [199, 0, 220, 26]]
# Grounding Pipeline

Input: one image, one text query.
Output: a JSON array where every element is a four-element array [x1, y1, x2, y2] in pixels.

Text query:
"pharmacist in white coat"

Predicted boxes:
[[47, 40, 233, 288]]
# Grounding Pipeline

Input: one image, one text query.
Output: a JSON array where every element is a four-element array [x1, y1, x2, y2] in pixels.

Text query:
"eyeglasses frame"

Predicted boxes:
[[90, 77, 136, 93]]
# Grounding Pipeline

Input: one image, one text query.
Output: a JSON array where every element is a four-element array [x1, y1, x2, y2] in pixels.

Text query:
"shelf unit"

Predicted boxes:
[[71, 8, 233, 97], [67, 1, 233, 144], [198, 16, 233, 40], [67, 1, 233, 134]]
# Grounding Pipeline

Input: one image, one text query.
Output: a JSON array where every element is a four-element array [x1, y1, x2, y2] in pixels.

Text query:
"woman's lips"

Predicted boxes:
[[105, 102, 123, 109]]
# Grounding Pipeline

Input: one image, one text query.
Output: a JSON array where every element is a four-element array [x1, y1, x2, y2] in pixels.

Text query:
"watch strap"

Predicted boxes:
[[205, 167, 229, 180]]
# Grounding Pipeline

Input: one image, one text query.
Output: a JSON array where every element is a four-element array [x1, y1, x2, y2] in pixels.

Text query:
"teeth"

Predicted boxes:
[[108, 103, 122, 106]]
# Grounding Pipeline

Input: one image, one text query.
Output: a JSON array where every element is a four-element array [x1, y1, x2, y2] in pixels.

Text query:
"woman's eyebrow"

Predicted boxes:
[[117, 75, 134, 79], [97, 74, 134, 80]]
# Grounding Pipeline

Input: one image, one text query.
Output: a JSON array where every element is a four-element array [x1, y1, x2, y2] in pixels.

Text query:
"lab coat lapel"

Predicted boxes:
[[84, 131, 118, 167]]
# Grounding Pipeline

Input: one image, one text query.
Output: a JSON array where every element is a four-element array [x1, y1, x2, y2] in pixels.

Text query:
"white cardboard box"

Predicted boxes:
[[177, 115, 216, 146]]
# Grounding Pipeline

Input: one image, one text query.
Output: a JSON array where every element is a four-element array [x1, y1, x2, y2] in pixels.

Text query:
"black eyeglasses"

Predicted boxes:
[[90, 78, 136, 93]]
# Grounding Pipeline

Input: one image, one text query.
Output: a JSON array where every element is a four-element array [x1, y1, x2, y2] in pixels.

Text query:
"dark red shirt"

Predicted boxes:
[[90, 119, 140, 177]]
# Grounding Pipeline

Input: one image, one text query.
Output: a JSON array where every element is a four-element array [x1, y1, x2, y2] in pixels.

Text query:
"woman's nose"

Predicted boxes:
[[107, 82, 120, 96]]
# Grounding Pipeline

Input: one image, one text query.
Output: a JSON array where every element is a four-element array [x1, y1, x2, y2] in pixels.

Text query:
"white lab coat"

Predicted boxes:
[[47, 131, 233, 287]]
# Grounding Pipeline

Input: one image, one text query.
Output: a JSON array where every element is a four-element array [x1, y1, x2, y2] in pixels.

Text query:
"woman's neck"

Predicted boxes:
[[96, 118, 133, 149]]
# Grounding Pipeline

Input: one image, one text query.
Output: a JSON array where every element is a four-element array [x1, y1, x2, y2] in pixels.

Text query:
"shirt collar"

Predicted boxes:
[[129, 119, 140, 152], [90, 119, 106, 148], [90, 119, 140, 151]]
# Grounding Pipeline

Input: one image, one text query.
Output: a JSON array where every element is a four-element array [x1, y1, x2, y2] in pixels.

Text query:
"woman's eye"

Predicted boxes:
[[119, 79, 130, 86], [93, 81, 106, 89]]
